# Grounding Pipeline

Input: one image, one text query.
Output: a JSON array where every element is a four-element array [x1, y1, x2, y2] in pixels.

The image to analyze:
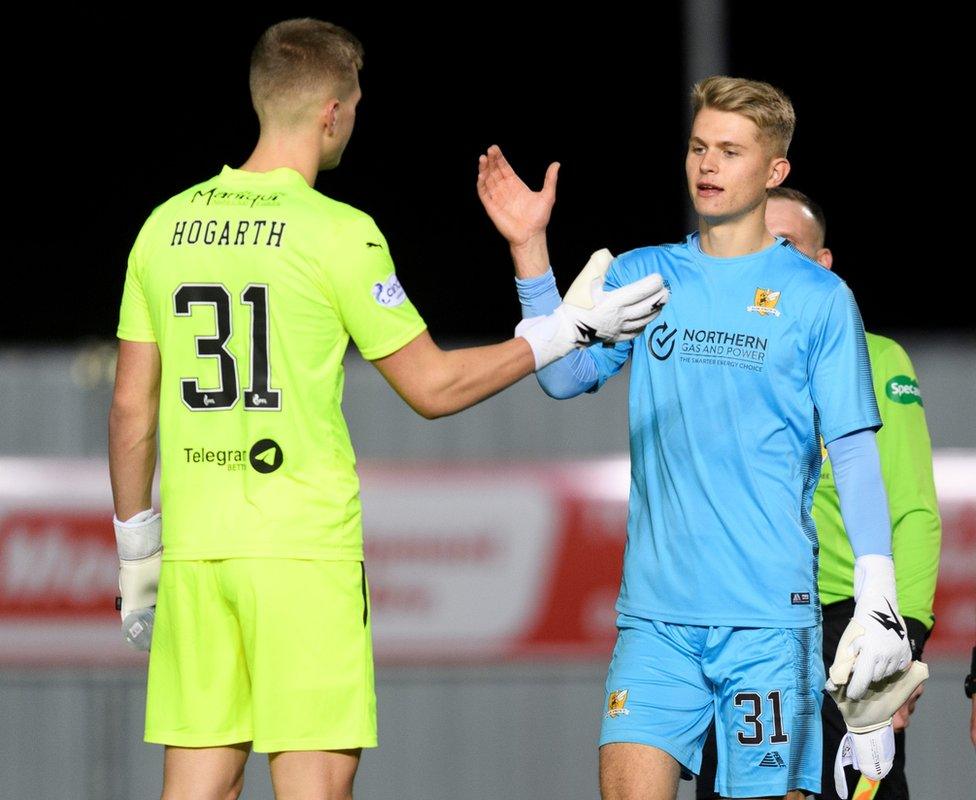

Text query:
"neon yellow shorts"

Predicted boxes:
[[145, 559, 376, 752]]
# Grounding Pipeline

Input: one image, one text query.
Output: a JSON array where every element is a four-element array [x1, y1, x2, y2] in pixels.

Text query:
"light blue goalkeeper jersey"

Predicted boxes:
[[590, 232, 880, 628]]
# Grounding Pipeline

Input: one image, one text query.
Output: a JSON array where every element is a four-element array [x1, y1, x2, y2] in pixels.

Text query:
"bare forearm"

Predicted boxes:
[[427, 338, 536, 417], [109, 404, 158, 520], [373, 331, 537, 419], [510, 233, 551, 279]]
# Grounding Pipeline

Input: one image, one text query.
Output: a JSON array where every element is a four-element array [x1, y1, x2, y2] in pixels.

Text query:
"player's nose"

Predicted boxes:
[[698, 150, 718, 173]]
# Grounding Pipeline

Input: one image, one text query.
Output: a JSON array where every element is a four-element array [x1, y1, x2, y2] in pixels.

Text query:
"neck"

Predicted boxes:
[[697, 203, 776, 258], [239, 128, 324, 187]]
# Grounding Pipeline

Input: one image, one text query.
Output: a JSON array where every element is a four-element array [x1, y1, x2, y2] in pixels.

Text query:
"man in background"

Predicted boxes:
[[697, 186, 941, 800]]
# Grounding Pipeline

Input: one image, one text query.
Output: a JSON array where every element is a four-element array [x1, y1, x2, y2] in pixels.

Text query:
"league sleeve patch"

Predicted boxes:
[[372, 273, 407, 308], [885, 375, 923, 406]]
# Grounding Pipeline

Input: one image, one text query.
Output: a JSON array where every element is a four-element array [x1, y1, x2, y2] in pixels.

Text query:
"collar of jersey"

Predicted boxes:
[[686, 231, 786, 267], [219, 164, 308, 188]]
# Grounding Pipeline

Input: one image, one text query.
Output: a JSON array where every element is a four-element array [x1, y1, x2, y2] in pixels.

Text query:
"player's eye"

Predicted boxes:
[[724, 150, 739, 157]]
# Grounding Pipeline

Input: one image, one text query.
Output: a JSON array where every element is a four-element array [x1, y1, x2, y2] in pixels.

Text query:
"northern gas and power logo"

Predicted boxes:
[[182, 439, 284, 473], [649, 325, 769, 373], [885, 376, 923, 406], [648, 322, 677, 360]]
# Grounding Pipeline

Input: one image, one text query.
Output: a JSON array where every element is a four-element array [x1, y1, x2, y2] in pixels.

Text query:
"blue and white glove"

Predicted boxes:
[[832, 555, 913, 700], [516, 249, 668, 370], [113, 509, 162, 651], [826, 657, 928, 797]]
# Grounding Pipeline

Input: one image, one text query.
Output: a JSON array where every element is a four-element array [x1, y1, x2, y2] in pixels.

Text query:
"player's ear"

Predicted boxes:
[[319, 98, 341, 135], [766, 157, 790, 189], [816, 248, 834, 270]]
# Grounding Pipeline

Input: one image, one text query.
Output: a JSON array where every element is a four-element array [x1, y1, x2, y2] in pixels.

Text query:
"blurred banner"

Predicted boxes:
[[0, 455, 972, 665]]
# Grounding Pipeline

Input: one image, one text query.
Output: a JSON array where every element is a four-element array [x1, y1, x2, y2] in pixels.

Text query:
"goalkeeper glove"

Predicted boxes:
[[830, 555, 913, 701], [826, 655, 928, 798], [516, 249, 668, 370], [114, 509, 162, 651]]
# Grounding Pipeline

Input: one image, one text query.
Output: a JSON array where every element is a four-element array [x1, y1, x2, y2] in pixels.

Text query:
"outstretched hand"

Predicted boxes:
[[477, 144, 559, 247]]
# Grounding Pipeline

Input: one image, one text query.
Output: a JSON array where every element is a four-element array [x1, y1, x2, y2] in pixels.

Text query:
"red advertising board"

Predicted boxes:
[[0, 456, 972, 665]]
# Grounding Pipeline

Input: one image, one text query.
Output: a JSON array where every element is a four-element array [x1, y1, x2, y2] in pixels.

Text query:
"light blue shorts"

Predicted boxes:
[[600, 614, 824, 798]]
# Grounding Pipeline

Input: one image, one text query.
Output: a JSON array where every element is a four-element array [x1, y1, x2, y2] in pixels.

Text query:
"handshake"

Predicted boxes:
[[516, 249, 669, 370]]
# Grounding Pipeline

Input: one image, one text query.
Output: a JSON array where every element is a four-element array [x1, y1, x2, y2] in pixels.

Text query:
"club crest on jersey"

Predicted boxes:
[[606, 689, 630, 718], [747, 288, 781, 317]]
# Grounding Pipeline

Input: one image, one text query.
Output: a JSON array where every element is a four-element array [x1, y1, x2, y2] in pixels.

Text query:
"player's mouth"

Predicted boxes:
[[697, 182, 723, 197]]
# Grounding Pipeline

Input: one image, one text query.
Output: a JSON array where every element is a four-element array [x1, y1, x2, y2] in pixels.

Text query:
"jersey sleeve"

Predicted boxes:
[[323, 216, 428, 360], [586, 256, 634, 391], [807, 282, 881, 444], [116, 216, 158, 343], [873, 340, 942, 629]]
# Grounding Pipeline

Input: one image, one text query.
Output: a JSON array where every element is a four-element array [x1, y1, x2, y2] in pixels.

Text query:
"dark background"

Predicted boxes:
[[9, 5, 961, 343]]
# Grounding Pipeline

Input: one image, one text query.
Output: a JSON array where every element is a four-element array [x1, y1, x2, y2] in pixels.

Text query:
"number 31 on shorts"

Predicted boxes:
[[733, 690, 789, 745]]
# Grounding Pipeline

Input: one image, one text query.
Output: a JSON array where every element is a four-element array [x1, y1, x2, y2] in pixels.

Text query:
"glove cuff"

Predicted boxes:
[[516, 310, 575, 370], [853, 554, 896, 603], [847, 717, 893, 734], [114, 509, 162, 560]]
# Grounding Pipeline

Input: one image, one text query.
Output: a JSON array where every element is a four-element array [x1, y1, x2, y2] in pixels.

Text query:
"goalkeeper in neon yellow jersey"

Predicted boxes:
[[108, 17, 668, 800], [696, 187, 941, 800]]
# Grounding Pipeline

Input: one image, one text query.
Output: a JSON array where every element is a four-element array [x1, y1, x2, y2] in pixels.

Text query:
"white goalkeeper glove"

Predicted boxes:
[[114, 509, 162, 651], [826, 653, 928, 797], [829, 555, 912, 701], [516, 248, 669, 370]]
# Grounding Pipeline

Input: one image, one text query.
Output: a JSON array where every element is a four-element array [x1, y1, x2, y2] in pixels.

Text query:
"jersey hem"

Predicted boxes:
[[615, 602, 819, 629], [161, 550, 364, 562], [359, 321, 428, 361], [818, 588, 853, 607]]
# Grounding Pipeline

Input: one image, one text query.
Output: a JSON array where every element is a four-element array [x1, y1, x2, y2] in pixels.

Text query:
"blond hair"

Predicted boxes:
[[691, 76, 795, 157], [250, 19, 364, 125]]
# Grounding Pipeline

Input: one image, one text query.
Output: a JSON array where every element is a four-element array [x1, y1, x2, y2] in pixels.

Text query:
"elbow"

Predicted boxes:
[[540, 382, 577, 400], [406, 393, 452, 420], [537, 376, 586, 400], [109, 396, 158, 442], [416, 403, 445, 420]]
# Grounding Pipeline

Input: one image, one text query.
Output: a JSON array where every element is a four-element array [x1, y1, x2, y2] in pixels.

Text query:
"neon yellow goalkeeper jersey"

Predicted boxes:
[[815, 333, 941, 627], [117, 165, 427, 560]]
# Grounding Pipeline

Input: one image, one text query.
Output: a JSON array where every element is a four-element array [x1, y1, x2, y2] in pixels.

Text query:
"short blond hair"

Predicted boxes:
[[250, 19, 364, 125], [691, 76, 795, 157]]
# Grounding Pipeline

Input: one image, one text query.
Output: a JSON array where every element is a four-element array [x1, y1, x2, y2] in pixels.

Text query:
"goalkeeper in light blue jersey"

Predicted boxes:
[[478, 77, 914, 800]]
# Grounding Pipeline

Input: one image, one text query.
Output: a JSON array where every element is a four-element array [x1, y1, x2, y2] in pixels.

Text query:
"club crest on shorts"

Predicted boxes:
[[606, 689, 630, 718], [747, 288, 781, 317]]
